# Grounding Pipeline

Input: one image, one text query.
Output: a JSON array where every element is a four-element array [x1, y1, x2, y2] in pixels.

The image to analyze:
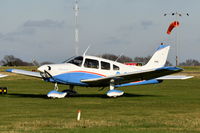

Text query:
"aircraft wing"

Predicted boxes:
[[6, 69, 42, 78], [157, 75, 193, 80], [0, 74, 7, 78], [81, 67, 183, 86]]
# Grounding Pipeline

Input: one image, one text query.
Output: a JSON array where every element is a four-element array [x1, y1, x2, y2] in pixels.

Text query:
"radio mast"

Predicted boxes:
[[74, 0, 79, 55]]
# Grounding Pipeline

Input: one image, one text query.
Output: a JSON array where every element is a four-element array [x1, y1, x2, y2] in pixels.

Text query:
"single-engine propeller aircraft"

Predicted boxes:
[[6, 44, 192, 98]]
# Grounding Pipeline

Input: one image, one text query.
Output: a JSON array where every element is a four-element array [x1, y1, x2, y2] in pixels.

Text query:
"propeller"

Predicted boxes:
[[40, 70, 53, 80]]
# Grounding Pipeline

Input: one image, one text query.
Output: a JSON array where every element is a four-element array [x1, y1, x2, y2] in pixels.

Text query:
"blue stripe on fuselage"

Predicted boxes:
[[50, 71, 104, 86]]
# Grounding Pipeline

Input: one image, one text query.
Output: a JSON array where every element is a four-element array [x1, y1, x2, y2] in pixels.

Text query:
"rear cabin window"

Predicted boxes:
[[113, 64, 120, 70], [84, 58, 99, 69], [101, 61, 110, 70]]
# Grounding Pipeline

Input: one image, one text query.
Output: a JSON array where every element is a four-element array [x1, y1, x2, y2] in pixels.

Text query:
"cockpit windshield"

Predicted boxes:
[[64, 56, 83, 66]]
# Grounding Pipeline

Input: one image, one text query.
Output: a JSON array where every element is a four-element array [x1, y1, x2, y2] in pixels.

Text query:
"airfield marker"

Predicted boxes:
[[77, 110, 81, 121]]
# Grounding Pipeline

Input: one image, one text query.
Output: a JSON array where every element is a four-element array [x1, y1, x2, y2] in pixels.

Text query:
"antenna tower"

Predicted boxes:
[[74, 0, 79, 55]]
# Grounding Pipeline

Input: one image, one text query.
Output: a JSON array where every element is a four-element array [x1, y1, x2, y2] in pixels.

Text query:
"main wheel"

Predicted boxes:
[[62, 89, 78, 96]]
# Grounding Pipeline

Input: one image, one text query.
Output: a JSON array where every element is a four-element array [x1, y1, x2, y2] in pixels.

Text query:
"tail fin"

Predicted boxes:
[[142, 45, 170, 69]]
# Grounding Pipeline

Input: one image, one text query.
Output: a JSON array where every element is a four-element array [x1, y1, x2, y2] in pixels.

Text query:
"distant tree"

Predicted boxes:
[[40, 61, 54, 65], [101, 54, 118, 61], [117, 55, 133, 63], [101, 54, 133, 63], [0, 55, 33, 66], [165, 61, 173, 66], [179, 59, 200, 66], [99, 54, 172, 66], [133, 56, 151, 65]]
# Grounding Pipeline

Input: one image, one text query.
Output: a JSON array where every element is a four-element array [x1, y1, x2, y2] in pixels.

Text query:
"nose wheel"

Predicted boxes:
[[47, 83, 67, 98]]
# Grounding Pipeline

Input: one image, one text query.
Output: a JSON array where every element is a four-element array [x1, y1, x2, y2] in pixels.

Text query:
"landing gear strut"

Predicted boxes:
[[54, 82, 59, 91], [62, 85, 78, 96], [106, 79, 124, 97]]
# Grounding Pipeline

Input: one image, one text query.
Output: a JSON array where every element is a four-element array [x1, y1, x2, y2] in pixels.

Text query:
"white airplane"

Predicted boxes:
[[6, 44, 192, 98]]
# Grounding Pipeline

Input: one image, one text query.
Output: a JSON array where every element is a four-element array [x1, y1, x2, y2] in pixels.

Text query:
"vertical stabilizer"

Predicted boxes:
[[142, 45, 170, 69]]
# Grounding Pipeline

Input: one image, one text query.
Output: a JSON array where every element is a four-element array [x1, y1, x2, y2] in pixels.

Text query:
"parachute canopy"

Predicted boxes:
[[167, 21, 180, 35]]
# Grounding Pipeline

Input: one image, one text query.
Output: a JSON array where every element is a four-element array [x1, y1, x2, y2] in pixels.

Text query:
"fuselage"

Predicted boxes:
[[38, 55, 144, 86]]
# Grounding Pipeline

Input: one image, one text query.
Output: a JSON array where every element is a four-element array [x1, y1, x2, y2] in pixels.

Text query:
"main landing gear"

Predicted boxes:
[[98, 79, 124, 97], [62, 85, 78, 96], [106, 79, 124, 97]]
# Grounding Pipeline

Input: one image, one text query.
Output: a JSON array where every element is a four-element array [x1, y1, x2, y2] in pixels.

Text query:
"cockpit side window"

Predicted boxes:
[[101, 61, 110, 70], [113, 64, 120, 70], [84, 58, 99, 69], [67, 56, 83, 66]]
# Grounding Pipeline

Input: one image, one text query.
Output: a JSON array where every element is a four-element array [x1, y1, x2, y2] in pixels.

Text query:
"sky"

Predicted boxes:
[[0, 0, 199, 65]]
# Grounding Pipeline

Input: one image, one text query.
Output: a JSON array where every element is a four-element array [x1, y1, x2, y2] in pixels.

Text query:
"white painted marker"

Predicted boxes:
[[77, 110, 81, 121]]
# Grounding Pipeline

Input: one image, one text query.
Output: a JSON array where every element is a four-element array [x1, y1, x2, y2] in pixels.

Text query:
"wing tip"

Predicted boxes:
[[6, 69, 13, 72], [157, 75, 194, 80], [0, 74, 8, 78], [182, 76, 194, 79]]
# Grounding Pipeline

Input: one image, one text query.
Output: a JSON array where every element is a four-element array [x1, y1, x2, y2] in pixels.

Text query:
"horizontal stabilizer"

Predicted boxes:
[[157, 75, 193, 80]]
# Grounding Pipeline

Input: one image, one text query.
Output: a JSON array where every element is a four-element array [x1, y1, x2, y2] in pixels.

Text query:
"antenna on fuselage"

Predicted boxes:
[[74, 0, 79, 55], [83, 45, 91, 56], [114, 53, 123, 62]]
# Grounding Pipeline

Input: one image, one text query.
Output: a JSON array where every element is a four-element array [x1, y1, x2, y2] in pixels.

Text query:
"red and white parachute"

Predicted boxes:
[[167, 21, 180, 35]]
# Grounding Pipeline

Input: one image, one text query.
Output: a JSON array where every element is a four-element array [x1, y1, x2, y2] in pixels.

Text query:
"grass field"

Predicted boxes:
[[0, 66, 200, 133]]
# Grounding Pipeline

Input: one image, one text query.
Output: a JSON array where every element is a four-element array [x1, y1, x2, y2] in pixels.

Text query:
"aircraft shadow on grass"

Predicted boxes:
[[7, 93, 161, 99], [8, 93, 47, 99]]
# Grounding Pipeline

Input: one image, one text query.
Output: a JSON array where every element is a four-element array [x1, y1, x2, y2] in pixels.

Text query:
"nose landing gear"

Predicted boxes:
[[47, 83, 78, 98]]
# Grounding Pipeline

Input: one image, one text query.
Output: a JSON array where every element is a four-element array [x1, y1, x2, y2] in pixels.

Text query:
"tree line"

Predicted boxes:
[[0, 54, 200, 66], [0, 55, 53, 66]]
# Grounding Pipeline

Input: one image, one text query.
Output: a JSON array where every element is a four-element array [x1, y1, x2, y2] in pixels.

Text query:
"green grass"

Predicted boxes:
[[181, 66, 200, 72], [0, 66, 200, 133]]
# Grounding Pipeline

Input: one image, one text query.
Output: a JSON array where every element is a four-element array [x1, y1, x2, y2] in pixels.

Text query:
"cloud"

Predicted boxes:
[[0, 19, 72, 62], [118, 24, 135, 34], [23, 19, 65, 28], [0, 33, 3, 38], [0, 28, 35, 42], [116, 20, 155, 38], [104, 36, 130, 46], [1, 19, 65, 42], [140, 20, 154, 30]]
